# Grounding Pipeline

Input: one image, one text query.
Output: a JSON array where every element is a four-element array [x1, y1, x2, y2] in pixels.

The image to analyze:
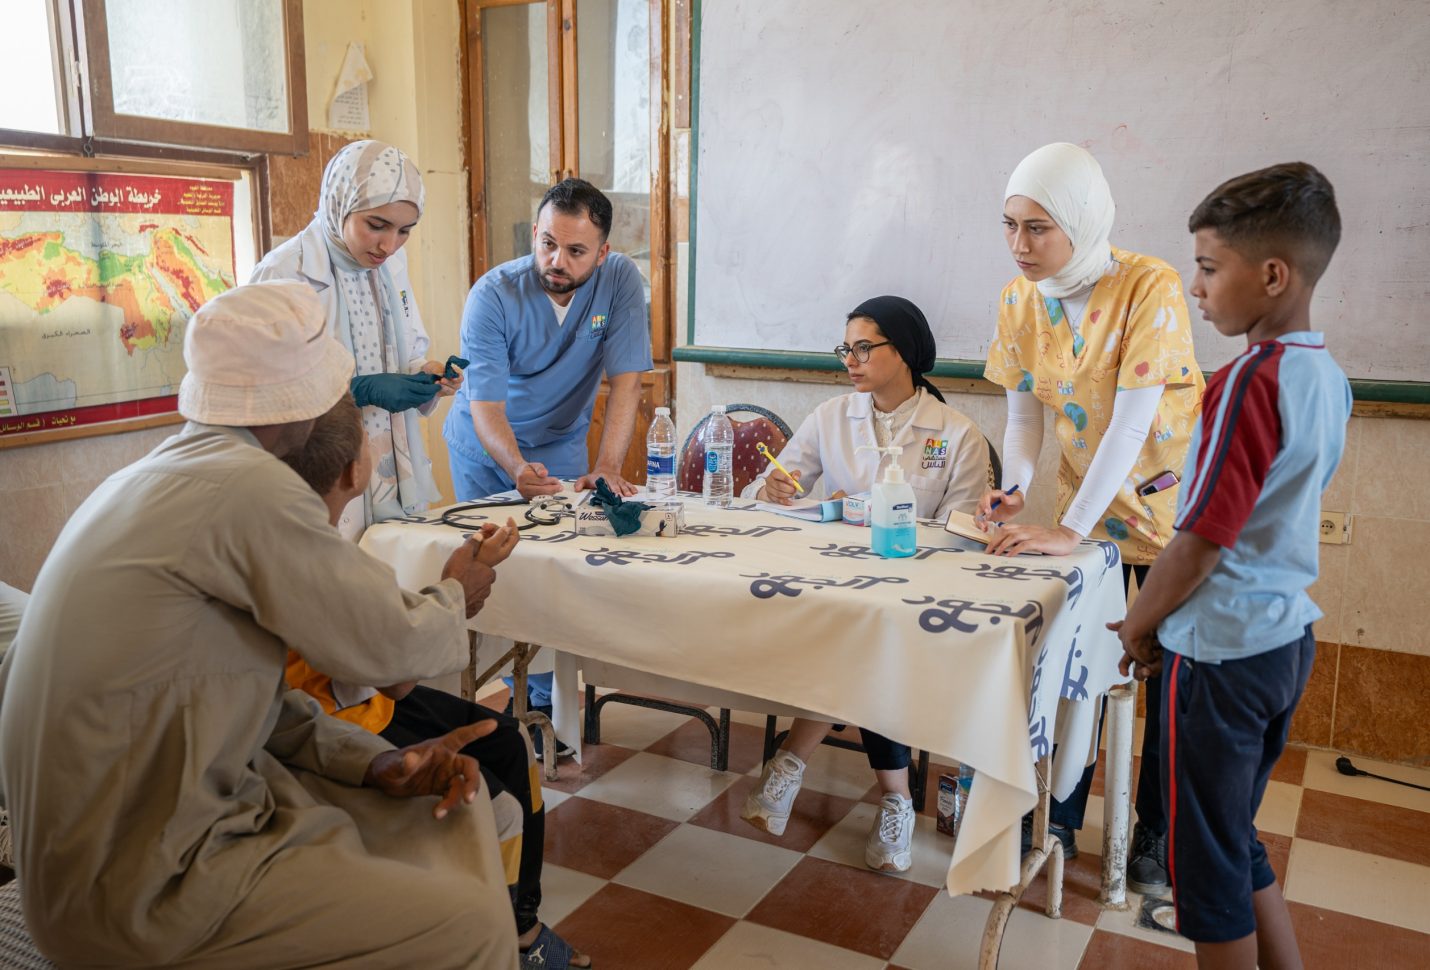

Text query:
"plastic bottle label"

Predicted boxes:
[[647, 454, 674, 477], [891, 501, 915, 526], [705, 449, 730, 474]]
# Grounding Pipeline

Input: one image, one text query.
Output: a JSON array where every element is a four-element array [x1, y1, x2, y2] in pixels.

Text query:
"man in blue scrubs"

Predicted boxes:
[[444, 179, 652, 500]]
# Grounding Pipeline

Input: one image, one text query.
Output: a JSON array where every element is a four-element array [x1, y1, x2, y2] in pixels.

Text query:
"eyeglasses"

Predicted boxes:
[[834, 340, 892, 363]]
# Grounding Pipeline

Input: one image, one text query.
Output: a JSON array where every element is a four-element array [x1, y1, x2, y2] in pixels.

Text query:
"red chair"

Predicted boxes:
[[676, 403, 795, 496], [583, 404, 794, 771]]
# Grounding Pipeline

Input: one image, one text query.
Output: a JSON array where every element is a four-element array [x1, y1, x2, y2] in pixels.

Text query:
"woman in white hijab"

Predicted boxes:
[[254, 140, 458, 539], [980, 142, 1205, 892]]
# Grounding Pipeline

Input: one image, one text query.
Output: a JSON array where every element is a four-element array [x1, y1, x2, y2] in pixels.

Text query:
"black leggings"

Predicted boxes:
[[380, 685, 545, 934]]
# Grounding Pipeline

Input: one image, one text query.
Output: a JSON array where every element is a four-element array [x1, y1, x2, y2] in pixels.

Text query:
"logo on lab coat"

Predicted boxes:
[[589, 314, 608, 338], [921, 437, 949, 469]]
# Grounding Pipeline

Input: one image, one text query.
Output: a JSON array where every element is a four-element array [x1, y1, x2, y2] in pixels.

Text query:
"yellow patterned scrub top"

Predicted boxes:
[[984, 247, 1205, 564]]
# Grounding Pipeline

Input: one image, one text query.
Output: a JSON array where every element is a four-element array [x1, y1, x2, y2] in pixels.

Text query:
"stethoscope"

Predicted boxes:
[[438, 495, 575, 531]]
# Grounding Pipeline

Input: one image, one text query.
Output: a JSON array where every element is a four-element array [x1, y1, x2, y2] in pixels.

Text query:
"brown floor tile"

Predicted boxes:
[[745, 857, 938, 960], [1294, 788, 1430, 867], [553, 883, 735, 970], [687, 774, 860, 853], [1077, 929, 1196, 969], [1268, 744, 1308, 786], [543, 796, 679, 879], [1260, 831, 1292, 886], [1014, 850, 1107, 926], [1289, 901, 1430, 970], [645, 718, 769, 776], [542, 741, 638, 795]]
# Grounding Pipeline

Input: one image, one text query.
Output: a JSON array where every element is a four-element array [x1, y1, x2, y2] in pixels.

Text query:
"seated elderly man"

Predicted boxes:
[[0, 281, 515, 968]]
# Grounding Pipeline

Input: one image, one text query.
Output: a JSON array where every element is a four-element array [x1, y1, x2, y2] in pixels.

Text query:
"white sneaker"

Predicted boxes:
[[865, 793, 915, 872], [741, 750, 806, 837]]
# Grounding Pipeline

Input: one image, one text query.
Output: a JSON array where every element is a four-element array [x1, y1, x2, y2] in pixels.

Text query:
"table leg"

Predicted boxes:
[[511, 642, 559, 782], [979, 753, 1063, 970], [1099, 685, 1135, 910]]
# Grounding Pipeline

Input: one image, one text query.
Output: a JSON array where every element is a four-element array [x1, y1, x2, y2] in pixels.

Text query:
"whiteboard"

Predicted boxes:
[[692, 0, 1430, 381]]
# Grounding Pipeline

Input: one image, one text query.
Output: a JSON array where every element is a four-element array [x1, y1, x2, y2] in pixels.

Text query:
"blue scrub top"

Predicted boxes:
[[443, 252, 652, 478]]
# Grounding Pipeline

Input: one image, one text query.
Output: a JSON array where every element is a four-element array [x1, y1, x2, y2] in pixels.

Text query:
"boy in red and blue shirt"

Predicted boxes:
[[1113, 162, 1350, 970]]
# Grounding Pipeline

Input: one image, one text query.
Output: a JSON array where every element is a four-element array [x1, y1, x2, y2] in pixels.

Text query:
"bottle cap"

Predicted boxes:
[[712, 404, 727, 414], [655, 406, 670, 416]]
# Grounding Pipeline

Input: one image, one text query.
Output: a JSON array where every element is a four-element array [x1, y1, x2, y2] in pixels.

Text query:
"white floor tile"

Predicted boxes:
[[806, 802, 953, 888], [689, 921, 885, 970], [613, 823, 803, 918], [575, 751, 740, 822], [891, 891, 1093, 970], [1301, 750, 1430, 814], [1093, 891, 1196, 954], [584, 697, 699, 750], [1284, 839, 1430, 934], [537, 864, 607, 929], [539, 787, 570, 813], [1254, 780, 1303, 836]]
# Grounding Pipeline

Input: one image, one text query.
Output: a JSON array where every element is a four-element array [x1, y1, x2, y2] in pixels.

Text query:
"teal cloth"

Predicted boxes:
[[441, 355, 470, 380], [590, 478, 650, 536]]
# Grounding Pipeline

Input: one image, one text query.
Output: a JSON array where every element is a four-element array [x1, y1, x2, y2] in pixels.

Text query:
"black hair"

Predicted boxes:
[[537, 178, 614, 239], [283, 393, 363, 496], [1188, 162, 1341, 284]]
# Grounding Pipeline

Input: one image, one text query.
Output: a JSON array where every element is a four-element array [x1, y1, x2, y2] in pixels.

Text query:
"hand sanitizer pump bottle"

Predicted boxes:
[[860, 445, 917, 558]]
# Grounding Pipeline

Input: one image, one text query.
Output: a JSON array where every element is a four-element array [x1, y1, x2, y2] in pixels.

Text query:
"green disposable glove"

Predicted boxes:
[[350, 372, 441, 412]]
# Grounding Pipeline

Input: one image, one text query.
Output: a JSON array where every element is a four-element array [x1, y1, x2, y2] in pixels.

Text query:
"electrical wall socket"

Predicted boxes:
[[1319, 510, 1350, 544]]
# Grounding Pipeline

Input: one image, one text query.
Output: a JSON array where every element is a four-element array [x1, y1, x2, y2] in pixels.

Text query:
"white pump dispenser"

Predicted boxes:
[[858, 445, 917, 558]]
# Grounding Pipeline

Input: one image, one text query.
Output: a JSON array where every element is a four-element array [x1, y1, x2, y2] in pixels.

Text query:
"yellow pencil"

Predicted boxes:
[[756, 441, 805, 495]]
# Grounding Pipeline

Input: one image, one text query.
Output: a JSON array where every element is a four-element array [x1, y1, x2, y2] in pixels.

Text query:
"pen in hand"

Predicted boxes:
[[978, 483, 1021, 522], [756, 441, 805, 496]]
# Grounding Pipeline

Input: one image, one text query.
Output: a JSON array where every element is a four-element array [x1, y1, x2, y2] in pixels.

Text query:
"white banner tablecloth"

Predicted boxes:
[[360, 497, 1128, 895]]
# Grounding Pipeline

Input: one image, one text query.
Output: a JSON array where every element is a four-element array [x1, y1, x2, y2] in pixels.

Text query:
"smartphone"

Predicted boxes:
[[1137, 470, 1180, 497]]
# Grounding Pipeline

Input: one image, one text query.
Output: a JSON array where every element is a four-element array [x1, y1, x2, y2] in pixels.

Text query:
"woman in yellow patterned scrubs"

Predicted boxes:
[[980, 142, 1204, 892]]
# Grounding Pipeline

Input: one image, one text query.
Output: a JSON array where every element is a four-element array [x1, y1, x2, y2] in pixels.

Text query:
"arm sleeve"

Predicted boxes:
[[1060, 385, 1164, 537], [602, 257, 654, 378], [1001, 389, 1044, 492], [1117, 268, 1200, 390], [935, 426, 994, 519], [461, 283, 513, 403], [740, 411, 824, 499], [183, 460, 470, 687], [265, 689, 393, 786], [1175, 362, 1282, 547]]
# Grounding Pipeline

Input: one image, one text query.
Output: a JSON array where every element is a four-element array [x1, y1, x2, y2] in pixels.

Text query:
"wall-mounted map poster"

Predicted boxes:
[[0, 166, 236, 442]]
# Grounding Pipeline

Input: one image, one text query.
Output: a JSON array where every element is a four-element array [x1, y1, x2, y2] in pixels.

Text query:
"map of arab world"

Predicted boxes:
[[0, 168, 235, 439]]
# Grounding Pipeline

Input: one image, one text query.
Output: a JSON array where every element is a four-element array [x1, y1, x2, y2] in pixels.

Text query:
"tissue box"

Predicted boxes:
[[575, 498, 684, 537], [842, 492, 871, 527]]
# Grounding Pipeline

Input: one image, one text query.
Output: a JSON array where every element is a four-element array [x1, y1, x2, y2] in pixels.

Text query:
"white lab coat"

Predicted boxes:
[[742, 389, 991, 520], [252, 222, 438, 543]]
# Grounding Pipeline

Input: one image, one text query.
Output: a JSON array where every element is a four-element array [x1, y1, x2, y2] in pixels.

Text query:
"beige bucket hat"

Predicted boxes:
[[178, 280, 355, 426]]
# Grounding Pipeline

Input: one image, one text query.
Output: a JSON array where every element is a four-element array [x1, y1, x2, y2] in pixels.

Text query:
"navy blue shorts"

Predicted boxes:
[[1161, 625, 1315, 943]]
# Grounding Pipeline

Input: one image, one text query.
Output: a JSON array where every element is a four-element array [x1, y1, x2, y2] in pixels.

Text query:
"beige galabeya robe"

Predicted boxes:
[[0, 423, 516, 969]]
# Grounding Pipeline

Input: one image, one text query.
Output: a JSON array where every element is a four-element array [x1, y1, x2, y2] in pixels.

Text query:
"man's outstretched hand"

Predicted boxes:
[[364, 720, 498, 819]]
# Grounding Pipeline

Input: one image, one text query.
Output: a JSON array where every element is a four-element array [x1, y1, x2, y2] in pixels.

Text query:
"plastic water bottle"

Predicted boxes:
[[646, 406, 677, 499], [702, 404, 734, 507]]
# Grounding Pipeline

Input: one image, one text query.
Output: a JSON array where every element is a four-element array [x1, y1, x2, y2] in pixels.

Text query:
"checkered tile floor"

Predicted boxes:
[[492, 686, 1430, 969]]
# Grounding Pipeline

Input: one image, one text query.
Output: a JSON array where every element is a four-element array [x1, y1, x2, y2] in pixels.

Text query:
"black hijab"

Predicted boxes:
[[847, 295, 945, 403]]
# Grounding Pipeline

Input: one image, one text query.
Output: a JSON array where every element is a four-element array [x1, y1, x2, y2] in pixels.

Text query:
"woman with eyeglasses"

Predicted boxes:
[[738, 295, 990, 874], [980, 142, 1204, 891]]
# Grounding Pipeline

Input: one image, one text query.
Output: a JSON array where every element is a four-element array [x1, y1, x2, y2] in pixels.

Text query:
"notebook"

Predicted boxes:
[[754, 498, 844, 522], [943, 508, 996, 544]]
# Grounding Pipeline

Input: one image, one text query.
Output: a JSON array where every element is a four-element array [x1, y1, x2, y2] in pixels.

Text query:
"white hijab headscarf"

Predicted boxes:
[[1004, 143, 1115, 299], [318, 140, 425, 270]]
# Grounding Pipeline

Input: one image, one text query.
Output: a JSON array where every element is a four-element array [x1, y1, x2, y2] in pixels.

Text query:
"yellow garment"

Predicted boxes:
[[284, 650, 396, 734], [984, 247, 1205, 563]]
